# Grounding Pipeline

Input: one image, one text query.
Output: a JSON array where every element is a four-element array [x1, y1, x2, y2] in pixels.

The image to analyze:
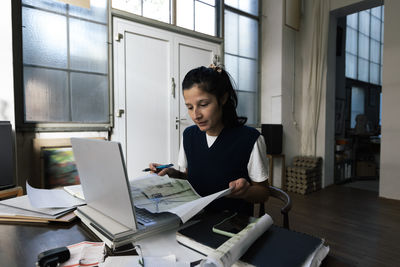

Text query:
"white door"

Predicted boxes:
[[113, 18, 220, 178], [175, 37, 220, 145]]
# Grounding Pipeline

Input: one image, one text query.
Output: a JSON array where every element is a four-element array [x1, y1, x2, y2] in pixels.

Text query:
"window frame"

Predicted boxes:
[[12, 0, 112, 132], [222, 0, 261, 127], [12, 0, 261, 131]]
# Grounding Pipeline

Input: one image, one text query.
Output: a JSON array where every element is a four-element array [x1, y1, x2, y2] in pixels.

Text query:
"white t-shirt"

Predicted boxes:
[[178, 133, 269, 183]]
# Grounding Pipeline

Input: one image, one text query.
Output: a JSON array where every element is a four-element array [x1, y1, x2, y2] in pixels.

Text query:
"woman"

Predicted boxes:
[[150, 65, 269, 214]]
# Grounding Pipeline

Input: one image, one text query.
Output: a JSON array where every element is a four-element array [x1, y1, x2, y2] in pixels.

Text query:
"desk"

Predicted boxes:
[[0, 220, 349, 267], [267, 154, 286, 189]]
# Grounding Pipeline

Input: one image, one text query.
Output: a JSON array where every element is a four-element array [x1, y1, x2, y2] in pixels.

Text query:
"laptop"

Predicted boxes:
[[71, 138, 180, 249]]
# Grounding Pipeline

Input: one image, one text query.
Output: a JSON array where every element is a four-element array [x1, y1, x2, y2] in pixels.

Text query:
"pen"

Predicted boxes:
[[142, 164, 174, 172]]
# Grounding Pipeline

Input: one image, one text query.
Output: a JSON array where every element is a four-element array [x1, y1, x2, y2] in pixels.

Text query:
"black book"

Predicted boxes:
[[177, 211, 326, 267]]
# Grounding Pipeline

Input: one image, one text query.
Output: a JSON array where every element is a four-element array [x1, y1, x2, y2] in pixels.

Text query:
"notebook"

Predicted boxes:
[[71, 138, 180, 248]]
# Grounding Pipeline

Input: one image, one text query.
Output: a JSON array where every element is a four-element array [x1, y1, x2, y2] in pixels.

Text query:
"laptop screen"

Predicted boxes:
[[71, 138, 137, 230]]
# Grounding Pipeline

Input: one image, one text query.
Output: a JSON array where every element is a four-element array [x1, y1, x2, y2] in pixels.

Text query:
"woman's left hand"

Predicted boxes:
[[228, 178, 250, 198]]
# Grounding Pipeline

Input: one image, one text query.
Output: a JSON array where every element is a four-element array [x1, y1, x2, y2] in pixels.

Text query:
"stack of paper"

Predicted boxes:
[[0, 195, 76, 223], [0, 182, 86, 223]]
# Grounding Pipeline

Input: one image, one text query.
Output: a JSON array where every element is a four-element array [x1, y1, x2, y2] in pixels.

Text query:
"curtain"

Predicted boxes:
[[301, 0, 330, 156]]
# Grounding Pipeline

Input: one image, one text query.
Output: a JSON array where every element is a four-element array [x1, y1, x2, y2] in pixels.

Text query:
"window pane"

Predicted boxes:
[[69, 0, 107, 23], [347, 13, 358, 28], [22, 7, 67, 68], [143, 0, 170, 23], [370, 39, 380, 63], [238, 58, 257, 92], [24, 67, 69, 122], [22, 0, 66, 13], [358, 33, 369, 60], [346, 27, 357, 54], [237, 91, 257, 125], [111, 0, 141, 15], [199, 0, 215, 6], [358, 58, 369, 82], [345, 53, 357, 79], [177, 0, 194, 30], [359, 11, 370, 36], [351, 87, 365, 128], [370, 16, 381, 40], [224, 10, 239, 55], [370, 62, 380, 85], [70, 19, 108, 74], [225, 54, 239, 86], [239, 16, 258, 58], [371, 6, 381, 19], [225, 0, 258, 16], [71, 73, 109, 123], [195, 1, 215, 35]]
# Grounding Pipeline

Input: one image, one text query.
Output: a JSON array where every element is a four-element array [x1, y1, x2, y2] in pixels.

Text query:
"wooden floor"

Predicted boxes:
[[265, 185, 400, 267]]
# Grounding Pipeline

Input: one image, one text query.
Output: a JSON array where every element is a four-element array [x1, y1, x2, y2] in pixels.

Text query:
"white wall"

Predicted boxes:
[[0, 0, 15, 126], [260, 0, 283, 125], [380, 0, 400, 200]]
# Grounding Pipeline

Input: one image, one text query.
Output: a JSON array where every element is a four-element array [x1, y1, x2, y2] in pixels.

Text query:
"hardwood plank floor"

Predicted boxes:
[[265, 185, 400, 267]]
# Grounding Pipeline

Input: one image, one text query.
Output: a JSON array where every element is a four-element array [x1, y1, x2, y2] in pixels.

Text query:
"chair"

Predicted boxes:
[[255, 186, 292, 229], [0, 186, 23, 200]]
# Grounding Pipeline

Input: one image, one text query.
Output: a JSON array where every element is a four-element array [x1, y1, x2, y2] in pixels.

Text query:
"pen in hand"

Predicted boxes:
[[143, 164, 174, 172]]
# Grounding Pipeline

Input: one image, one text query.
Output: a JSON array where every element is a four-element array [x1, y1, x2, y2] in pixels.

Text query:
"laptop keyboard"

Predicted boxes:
[[134, 208, 157, 226]]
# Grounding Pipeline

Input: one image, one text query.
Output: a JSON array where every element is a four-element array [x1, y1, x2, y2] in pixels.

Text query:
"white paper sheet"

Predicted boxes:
[[0, 195, 74, 216], [169, 188, 231, 223], [200, 214, 273, 267], [135, 228, 203, 265], [60, 241, 105, 267], [27, 182, 86, 208], [63, 185, 85, 200], [99, 255, 190, 267]]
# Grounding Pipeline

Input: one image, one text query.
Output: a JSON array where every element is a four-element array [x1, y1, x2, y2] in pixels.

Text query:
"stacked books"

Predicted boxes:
[[286, 156, 322, 195]]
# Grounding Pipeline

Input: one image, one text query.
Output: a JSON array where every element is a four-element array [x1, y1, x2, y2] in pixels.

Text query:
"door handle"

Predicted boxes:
[[175, 118, 187, 123], [171, 78, 176, 98]]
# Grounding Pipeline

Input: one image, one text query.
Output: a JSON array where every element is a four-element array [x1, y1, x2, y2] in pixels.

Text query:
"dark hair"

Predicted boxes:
[[182, 66, 247, 128]]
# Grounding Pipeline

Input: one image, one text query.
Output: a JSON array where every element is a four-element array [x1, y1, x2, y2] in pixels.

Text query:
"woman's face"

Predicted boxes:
[[183, 85, 225, 136]]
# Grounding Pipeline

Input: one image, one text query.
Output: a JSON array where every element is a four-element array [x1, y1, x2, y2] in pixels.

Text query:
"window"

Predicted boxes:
[[112, 0, 171, 24], [112, 0, 218, 36], [350, 86, 365, 128], [111, 0, 261, 126], [177, 0, 217, 36], [18, 0, 109, 127], [224, 0, 259, 125], [345, 6, 384, 85]]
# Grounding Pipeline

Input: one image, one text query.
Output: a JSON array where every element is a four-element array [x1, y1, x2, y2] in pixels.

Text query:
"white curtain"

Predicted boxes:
[[301, 0, 330, 156]]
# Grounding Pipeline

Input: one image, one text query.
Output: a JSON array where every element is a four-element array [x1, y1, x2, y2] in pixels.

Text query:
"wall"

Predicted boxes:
[[0, 1, 15, 125], [380, 0, 400, 200]]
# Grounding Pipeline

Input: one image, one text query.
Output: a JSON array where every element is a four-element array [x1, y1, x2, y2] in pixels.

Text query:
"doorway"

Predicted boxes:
[[112, 18, 221, 178], [334, 5, 383, 193]]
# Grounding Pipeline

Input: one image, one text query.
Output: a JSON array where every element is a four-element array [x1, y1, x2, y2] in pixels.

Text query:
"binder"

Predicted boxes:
[[177, 212, 326, 267]]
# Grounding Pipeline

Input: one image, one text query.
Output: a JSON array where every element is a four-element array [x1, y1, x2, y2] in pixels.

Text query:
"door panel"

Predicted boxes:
[[125, 32, 171, 178], [113, 18, 221, 178], [177, 41, 219, 140]]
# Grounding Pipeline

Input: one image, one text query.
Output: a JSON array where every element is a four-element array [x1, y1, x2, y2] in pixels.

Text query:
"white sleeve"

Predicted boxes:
[[178, 137, 187, 169], [247, 135, 269, 183]]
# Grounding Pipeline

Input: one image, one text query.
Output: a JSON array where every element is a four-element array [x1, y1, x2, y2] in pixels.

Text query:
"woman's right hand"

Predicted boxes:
[[148, 163, 187, 179], [148, 163, 175, 177]]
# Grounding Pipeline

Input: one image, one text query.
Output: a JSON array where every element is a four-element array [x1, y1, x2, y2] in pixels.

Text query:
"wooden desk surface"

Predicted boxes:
[[0, 220, 99, 267], [0, 220, 351, 267]]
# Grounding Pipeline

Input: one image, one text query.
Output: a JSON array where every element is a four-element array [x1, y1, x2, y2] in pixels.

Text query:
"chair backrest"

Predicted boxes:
[[255, 186, 292, 229], [0, 186, 23, 200]]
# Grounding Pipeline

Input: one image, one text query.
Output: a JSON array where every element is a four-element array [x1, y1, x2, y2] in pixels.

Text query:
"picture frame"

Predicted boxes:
[[32, 137, 104, 188]]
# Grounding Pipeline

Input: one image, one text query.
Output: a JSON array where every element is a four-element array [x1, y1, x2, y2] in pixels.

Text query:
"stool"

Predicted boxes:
[[267, 154, 286, 189]]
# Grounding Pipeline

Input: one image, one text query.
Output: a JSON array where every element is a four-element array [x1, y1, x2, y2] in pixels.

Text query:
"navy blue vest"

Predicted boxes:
[[183, 125, 260, 214]]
